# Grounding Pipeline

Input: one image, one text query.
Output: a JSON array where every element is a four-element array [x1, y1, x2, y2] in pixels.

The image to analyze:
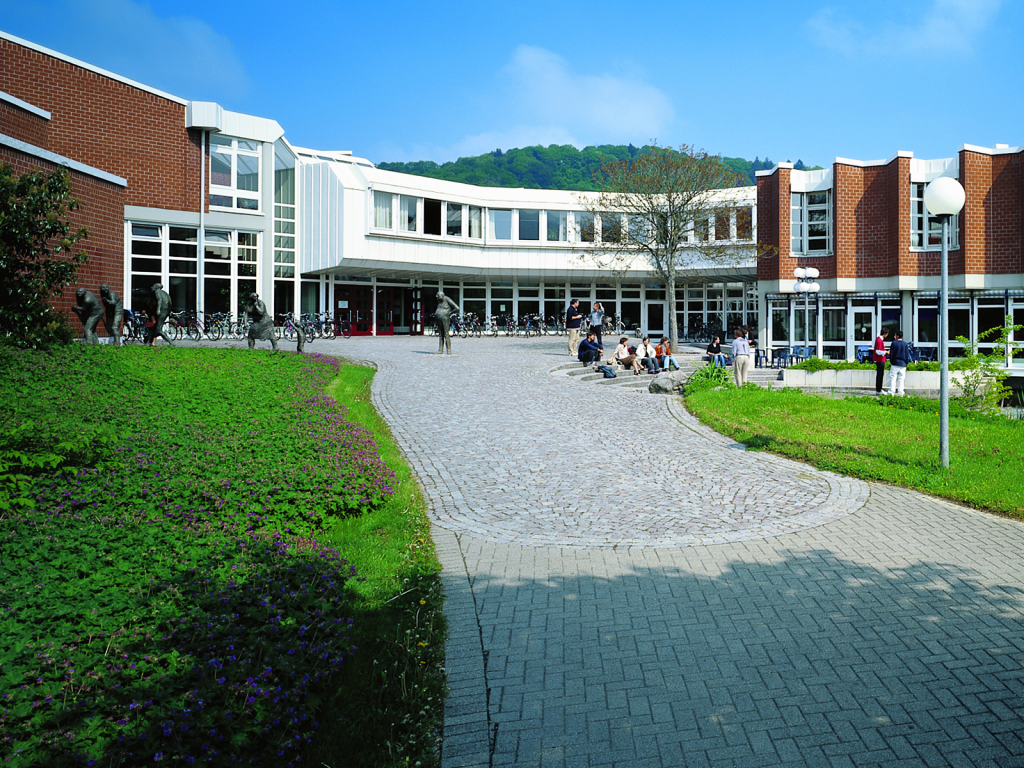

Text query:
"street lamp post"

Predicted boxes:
[[793, 267, 820, 358], [923, 177, 966, 469]]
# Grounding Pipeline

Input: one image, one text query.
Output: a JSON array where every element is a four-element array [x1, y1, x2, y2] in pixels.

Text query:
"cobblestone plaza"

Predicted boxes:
[[317, 335, 1024, 768]]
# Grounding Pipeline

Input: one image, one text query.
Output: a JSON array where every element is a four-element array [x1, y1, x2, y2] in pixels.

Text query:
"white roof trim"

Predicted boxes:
[[0, 30, 188, 106], [0, 132, 127, 187], [0, 89, 50, 120], [959, 143, 1023, 156], [834, 151, 913, 168]]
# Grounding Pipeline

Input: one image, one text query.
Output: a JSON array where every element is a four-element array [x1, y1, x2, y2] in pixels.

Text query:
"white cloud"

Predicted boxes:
[[376, 45, 674, 163], [14, 0, 250, 101], [806, 0, 1002, 56]]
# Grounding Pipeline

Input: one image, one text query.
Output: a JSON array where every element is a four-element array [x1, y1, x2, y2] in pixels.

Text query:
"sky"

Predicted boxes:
[[3, 0, 1022, 169]]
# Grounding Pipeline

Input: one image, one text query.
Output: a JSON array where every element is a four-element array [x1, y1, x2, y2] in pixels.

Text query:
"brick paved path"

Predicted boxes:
[[331, 336, 1024, 768], [203, 334, 1024, 767]]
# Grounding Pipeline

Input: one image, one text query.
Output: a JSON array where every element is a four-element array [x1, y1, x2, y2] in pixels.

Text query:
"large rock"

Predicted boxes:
[[648, 370, 687, 395]]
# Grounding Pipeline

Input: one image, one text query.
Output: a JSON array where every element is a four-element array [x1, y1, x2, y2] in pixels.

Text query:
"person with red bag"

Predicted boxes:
[[873, 328, 890, 394]]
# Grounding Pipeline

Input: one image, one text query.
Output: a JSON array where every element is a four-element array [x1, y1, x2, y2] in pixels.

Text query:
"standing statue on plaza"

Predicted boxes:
[[246, 292, 279, 351], [149, 283, 174, 346], [433, 290, 460, 355], [72, 288, 104, 344], [99, 284, 123, 345]]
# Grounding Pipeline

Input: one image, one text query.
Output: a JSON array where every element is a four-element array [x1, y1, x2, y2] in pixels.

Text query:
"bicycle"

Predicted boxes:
[[545, 315, 565, 335]]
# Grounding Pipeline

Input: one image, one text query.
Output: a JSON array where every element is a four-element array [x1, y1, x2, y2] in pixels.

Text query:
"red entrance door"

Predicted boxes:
[[334, 284, 373, 336]]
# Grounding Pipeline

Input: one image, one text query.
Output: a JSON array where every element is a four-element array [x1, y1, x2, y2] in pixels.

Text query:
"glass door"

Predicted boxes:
[[646, 302, 666, 337]]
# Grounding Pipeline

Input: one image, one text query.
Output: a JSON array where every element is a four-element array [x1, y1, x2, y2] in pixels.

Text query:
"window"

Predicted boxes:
[[399, 195, 418, 232], [911, 182, 959, 249], [489, 209, 512, 240], [715, 213, 731, 241], [468, 206, 482, 238], [374, 191, 393, 229], [210, 135, 261, 211], [600, 213, 622, 244], [736, 207, 753, 240], [446, 202, 463, 236], [424, 199, 442, 236], [791, 191, 831, 254], [519, 210, 540, 241], [546, 211, 567, 242], [576, 211, 594, 242], [275, 141, 297, 283], [237, 232, 258, 277]]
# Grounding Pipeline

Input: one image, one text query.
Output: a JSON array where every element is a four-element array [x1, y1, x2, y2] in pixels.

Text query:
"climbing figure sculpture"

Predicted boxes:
[[72, 288, 103, 344], [246, 293, 279, 351], [99, 284, 123, 345], [433, 290, 460, 355], [149, 283, 174, 346]]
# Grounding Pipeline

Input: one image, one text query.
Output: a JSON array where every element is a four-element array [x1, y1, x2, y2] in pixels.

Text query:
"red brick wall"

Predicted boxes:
[[0, 145, 125, 331], [0, 37, 200, 212], [756, 167, 789, 281], [834, 158, 906, 279], [961, 149, 1023, 276], [0, 98, 49, 148]]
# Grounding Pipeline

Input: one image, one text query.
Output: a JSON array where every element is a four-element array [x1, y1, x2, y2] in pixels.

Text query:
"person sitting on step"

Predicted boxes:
[[610, 337, 642, 374], [577, 331, 604, 365], [636, 336, 659, 374]]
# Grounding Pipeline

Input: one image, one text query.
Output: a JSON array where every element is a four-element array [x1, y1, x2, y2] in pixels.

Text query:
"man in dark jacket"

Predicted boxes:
[[565, 299, 583, 356], [888, 330, 910, 396], [577, 331, 604, 365]]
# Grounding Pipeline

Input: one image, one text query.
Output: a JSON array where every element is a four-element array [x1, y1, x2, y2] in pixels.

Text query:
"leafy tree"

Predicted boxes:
[[0, 164, 88, 348], [575, 144, 752, 351]]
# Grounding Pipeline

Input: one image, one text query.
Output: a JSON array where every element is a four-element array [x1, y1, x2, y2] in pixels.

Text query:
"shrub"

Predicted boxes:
[[685, 363, 734, 394], [0, 165, 88, 349]]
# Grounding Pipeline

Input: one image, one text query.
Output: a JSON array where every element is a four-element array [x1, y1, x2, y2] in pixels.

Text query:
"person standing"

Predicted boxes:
[[731, 328, 751, 386], [873, 328, 890, 394], [565, 299, 583, 356], [589, 302, 606, 344], [888, 330, 910, 396]]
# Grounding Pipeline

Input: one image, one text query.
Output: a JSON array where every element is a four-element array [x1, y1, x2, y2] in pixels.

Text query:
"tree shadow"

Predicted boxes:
[[449, 548, 1024, 767]]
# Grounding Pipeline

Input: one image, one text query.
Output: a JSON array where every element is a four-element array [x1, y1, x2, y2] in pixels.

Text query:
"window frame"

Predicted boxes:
[[790, 190, 831, 256], [911, 182, 960, 250], [209, 135, 262, 213]]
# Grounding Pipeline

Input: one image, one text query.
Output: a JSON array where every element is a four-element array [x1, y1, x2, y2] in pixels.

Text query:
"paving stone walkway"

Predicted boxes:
[[297, 334, 1023, 767]]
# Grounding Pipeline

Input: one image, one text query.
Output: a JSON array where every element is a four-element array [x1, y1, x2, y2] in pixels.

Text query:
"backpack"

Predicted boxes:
[[596, 365, 617, 379]]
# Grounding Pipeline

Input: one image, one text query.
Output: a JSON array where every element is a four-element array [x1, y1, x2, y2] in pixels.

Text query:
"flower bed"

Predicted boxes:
[[0, 346, 397, 766]]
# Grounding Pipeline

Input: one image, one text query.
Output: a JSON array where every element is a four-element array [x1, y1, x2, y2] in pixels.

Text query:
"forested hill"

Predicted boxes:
[[375, 144, 816, 191]]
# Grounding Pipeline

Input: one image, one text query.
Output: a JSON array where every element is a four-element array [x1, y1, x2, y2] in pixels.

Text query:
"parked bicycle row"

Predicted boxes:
[[119, 310, 354, 344], [424, 312, 651, 339]]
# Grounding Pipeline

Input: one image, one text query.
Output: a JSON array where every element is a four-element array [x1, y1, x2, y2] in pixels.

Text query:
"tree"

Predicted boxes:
[[575, 144, 753, 351], [0, 165, 89, 349]]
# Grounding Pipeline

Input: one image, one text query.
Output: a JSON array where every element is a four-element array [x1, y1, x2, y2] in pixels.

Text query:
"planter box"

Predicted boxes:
[[783, 368, 969, 393]]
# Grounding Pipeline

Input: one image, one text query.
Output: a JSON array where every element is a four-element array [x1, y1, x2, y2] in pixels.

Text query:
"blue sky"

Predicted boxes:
[[3, 0, 1022, 169]]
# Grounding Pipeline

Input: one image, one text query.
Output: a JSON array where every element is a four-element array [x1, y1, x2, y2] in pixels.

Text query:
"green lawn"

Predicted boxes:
[[685, 386, 1024, 518]]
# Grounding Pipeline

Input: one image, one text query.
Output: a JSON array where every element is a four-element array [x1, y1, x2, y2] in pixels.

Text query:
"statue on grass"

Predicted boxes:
[[246, 293, 279, 351], [99, 284, 123, 345], [149, 283, 174, 346], [433, 290, 460, 355], [72, 288, 103, 344]]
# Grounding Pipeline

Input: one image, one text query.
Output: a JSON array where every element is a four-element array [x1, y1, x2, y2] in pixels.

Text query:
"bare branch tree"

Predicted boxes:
[[575, 144, 754, 350]]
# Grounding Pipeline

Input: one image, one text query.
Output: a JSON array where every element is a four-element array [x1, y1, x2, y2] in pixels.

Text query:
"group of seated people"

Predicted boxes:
[[577, 333, 681, 375]]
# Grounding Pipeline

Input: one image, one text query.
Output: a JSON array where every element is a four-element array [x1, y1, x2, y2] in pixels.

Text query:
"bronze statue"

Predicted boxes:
[[72, 288, 104, 344], [433, 290, 460, 355], [246, 293, 278, 351], [99, 284, 123, 345], [149, 283, 174, 346]]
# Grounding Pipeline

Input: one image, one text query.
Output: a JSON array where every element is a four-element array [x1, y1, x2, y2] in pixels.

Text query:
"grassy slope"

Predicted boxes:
[[309, 364, 446, 768]]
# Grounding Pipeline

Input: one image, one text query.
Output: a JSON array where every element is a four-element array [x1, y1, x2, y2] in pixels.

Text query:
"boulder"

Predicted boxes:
[[648, 370, 687, 395]]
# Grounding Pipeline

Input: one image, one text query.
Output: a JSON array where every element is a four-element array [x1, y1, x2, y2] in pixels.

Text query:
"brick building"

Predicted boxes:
[[2, 28, 1022, 365], [756, 150, 1024, 363]]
